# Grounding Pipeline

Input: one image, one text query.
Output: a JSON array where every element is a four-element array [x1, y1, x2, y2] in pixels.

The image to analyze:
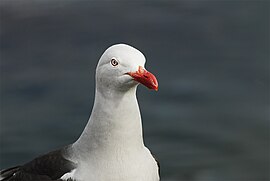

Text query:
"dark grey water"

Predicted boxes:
[[0, 1, 269, 180]]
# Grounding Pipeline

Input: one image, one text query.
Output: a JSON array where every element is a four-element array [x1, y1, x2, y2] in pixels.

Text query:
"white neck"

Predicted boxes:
[[72, 86, 144, 157]]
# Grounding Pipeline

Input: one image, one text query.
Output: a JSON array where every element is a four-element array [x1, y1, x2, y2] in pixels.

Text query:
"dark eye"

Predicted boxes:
[[111, 59, 118, 66]]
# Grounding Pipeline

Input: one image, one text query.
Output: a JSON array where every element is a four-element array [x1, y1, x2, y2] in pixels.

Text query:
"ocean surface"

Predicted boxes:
[[0, 1, 269, 180]]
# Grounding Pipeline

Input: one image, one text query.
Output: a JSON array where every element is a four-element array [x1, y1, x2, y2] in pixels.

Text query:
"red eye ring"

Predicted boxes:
[[111, 59, 118, 66]]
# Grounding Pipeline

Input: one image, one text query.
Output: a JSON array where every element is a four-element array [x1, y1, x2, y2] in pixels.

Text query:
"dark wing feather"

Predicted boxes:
[[0, 147, 76, 181], [0, 166, 20, 181]]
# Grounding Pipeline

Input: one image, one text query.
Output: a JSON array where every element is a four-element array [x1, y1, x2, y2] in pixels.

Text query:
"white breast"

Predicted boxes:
[[69, 147, 159, 181]]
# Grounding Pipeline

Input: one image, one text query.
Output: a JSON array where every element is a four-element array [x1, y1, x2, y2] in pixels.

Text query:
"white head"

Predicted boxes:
[[96, 44, 158, 93]]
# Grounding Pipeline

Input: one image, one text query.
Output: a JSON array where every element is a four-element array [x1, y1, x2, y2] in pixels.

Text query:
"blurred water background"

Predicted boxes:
[[0, 1, 269, 181]]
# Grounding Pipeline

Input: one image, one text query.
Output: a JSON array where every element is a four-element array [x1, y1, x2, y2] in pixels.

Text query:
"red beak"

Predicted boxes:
[[127, 66, 158, 91]]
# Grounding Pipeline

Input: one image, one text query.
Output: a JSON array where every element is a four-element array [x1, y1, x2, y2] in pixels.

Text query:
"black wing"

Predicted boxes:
[[0, 147, 76, 181]]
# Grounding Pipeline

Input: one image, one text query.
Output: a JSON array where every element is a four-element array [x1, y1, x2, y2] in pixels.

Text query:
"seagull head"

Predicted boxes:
[[96, 44, 158, 92]]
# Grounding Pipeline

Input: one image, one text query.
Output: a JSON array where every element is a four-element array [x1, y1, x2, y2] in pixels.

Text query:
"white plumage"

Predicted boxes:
[[64, 44, 159, 181]]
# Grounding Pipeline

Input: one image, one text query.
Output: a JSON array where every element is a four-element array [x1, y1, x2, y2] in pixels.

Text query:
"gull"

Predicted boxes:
[[0, 44, 160, 181]]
